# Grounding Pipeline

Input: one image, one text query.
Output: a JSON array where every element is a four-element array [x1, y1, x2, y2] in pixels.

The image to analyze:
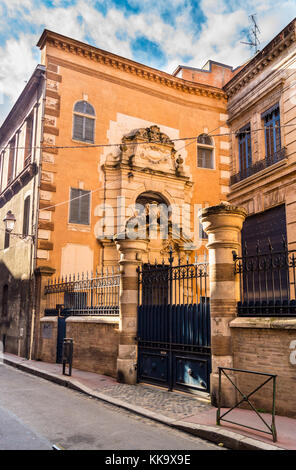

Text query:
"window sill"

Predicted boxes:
[[197, 167, 215, 171], [71, 138, 95, 146], [67, 223, 91, 232]]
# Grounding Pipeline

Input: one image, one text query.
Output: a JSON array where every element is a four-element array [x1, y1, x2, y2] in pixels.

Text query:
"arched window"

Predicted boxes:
[[73, 101, 95, 143], [197, 134, 214, 169], [136, 192, 171, 226]]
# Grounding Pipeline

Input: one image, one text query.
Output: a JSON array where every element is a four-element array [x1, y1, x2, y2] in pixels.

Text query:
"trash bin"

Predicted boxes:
[[62, 338, 73, 376]]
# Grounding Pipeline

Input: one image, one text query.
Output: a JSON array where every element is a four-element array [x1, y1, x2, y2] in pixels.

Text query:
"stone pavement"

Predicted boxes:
[[2, 352, 295, 450]]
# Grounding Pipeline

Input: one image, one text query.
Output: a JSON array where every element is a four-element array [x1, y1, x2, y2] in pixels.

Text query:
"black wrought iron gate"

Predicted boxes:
[[137, 251, 211, 393]]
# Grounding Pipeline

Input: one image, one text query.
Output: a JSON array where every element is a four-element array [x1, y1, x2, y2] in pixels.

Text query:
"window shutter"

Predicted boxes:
[[69, 188, 80, 223], [84, 117, 94, 143], [8, 139, 15, 183], [23, 196, 30, 236], [73, 115, 84, 141], [265, 124, 272, 157], [4, 231, 10, 249], [198, 148, 213, 168], [69, 188, 90, 225], [80, 190, 90, 225], [24, 114, 33, 163]]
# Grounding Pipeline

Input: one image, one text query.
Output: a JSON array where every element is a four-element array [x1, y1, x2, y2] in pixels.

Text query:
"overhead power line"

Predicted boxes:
[[0, 123, 295, 152]]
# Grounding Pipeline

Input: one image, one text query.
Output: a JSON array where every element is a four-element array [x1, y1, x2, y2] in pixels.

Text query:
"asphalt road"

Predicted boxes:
[[0, 364, 222, 451]]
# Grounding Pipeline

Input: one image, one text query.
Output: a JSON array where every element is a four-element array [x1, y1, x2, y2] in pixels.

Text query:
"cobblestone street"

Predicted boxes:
[[98, 383, 211, 420]]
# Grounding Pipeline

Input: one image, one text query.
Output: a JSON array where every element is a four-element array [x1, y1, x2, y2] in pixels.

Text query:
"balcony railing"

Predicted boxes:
[[234, 238, 296, 316], [230, 147, 286, 185]]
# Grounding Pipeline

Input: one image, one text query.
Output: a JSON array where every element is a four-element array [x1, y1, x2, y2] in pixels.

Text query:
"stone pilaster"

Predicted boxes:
[[34, 265, 56, 360], [114, 237, 148, 384], [200, 203, 247, 406]]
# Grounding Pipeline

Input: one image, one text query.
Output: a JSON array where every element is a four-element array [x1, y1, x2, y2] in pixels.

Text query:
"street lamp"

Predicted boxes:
[[3, 210, 34, 240], [3, 210, 16, 233]]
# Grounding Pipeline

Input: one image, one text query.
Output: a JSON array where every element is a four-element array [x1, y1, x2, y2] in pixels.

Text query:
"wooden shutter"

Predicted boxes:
[[69, 188, 90, 224], [69, 188, 80, 223], [80, 190, 90, 224], [198, 148, 212, 168], [265, 123, 272, 157], [7, 138, 15, 183], [84, 117, 94, 143], [24, 114, 33, 163], [73, 115, 84, 141], [22, 196, 30, 236], [4, 231, 10, 249], [275, 115, 281, 152]]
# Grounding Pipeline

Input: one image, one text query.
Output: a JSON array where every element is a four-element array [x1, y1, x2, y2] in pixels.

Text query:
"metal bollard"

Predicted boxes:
[[62, 338, 73, 376]]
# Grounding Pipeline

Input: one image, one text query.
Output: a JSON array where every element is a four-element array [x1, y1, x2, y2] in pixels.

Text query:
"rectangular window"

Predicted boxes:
[[0, 152, 4, 192], [73, 115, 95, 143], [197, 148, 214, 169], [7, 137, 15, 184], [24, 113, 34, 165], [262, 103, 281, 158], [23, 196, 30, 236], [69, 188, 91, 225], [238, 124, 252, 177], [4, 231, 10, 249]]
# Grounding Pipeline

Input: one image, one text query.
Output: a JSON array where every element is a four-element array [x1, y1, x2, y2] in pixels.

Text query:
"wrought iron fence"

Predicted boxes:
[[230, 147, 286, 185], [234, 237, 296, 316], [44, 268, 120, 316], [137, 250, 211, 350], [138, 250, 209, 307]]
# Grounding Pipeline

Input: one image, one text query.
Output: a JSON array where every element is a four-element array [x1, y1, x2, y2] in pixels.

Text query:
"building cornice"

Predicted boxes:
[[37, 30, 227, 101], [226, 77, 285, 124], [0, 65, 45, 144], [224, 18, 296, 98]]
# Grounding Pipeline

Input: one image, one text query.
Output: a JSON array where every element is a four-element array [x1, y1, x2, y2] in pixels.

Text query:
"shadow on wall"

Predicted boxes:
[[0, 261, 32, 358]]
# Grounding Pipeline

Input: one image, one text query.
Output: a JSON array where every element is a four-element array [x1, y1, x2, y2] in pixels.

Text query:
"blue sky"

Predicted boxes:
[[0, 0, 295, 123]]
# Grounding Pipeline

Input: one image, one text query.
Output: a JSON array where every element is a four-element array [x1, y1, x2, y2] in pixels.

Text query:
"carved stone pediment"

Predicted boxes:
[[118, 125, 184, 176]]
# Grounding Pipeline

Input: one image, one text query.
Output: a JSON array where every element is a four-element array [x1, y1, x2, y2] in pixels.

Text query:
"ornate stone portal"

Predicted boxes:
[[100, 125, 194, 266]]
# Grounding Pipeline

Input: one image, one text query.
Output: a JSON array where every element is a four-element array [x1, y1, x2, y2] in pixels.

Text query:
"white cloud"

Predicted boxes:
[[0, 33, 37, 102], [0, 0, 294, 124]]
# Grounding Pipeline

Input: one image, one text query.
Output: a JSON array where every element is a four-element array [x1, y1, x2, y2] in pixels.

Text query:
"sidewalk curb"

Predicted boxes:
[[3, 357, 284, 451]]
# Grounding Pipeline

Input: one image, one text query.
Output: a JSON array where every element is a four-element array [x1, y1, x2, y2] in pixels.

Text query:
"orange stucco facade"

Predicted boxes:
[[36, 30, 231, 277]]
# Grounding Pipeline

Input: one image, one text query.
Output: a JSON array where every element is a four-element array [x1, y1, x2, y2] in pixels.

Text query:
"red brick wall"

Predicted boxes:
[[66, 318, 119, 377], [231, 326, 296, 418]]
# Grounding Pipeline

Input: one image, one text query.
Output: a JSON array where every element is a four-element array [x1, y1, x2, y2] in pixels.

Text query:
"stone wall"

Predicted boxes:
[[230, 318, 296, 418], [39, 316, 58, 363], [66, 317, 119, 377]]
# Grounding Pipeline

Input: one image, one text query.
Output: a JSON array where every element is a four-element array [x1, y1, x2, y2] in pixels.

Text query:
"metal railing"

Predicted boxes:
[[44, 268, 120, 316], [230, 147, 286, 185], [217, 367, 277, 442], [234, 238, 296, 316], [138, 249, 209, 307]]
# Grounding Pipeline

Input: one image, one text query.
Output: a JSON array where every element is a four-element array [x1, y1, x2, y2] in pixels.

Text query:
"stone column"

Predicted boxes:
[[200, 203, 247, 406], [33, 265, 56, 360], [114, 236, 148, 384]]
